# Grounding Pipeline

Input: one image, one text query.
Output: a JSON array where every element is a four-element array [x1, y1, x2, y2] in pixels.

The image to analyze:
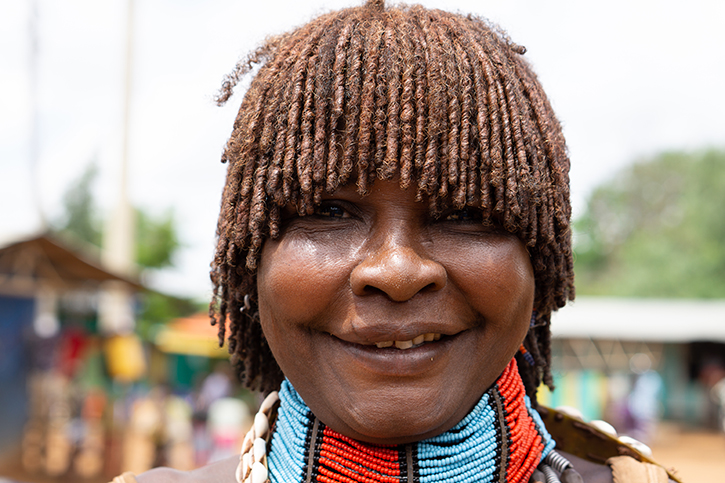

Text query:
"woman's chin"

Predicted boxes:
[[318, 387, 477, 445]]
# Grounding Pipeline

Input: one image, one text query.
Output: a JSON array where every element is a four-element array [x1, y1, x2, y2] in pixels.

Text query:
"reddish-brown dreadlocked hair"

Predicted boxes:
[[210, 0, 574, 401]]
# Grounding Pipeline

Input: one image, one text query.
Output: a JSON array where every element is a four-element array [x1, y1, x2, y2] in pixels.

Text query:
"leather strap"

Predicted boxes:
[[492, 387, 509, 483], [405, 444, 414, 483], [305, 416, 321, 483], [608, 456, 669, 483]]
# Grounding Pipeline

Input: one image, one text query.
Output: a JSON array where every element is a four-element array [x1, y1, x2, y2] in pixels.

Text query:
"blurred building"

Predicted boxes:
[[0, 233, 142, 454], [0, 233, 249, 480], [546, 296, 725, 438]]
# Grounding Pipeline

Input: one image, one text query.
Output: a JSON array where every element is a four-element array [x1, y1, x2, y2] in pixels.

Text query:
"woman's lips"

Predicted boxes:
[[325, 332, 459, 377], [330, 315, 469, 348]]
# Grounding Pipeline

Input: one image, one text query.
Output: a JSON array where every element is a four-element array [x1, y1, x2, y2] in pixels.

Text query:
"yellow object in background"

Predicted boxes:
[[153, 312, 229, 359], [105, 334, 147, 382]]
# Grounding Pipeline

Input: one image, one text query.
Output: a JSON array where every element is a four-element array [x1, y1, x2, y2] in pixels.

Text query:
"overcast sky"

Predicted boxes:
[[1, 0, 723, 299]]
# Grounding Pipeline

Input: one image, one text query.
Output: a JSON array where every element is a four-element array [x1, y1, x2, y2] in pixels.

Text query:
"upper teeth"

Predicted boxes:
[[376, 333, 441, 349]]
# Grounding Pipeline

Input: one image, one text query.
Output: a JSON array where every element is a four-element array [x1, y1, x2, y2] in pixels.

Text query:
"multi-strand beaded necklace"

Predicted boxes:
[[239, 359, 563, 483]]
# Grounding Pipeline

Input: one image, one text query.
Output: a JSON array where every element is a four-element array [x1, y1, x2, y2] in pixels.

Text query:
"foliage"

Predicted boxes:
[[574, 149, 725, 298], [53, 163, 181, 270], [135, 208, 180, 269], [55, 162, 102, 247]]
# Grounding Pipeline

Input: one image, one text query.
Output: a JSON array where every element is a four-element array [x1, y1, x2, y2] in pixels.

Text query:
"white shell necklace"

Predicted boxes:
[[236, 391, 279, 483]]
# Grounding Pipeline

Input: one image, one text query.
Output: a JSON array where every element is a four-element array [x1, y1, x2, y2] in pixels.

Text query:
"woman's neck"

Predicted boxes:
[[266, 359, 554, 483]]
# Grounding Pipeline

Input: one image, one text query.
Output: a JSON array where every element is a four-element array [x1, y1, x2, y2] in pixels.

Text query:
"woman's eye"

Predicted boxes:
[[315, 204, 348, 218], [444, 208, 482, 222]]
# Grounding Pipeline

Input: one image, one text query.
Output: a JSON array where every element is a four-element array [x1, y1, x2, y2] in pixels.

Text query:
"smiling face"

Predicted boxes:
[[256, 179, 535, 445]]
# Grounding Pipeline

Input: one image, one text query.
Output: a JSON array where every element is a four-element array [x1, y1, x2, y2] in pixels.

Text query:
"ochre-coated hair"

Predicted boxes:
[[210, 0, 574, 400]]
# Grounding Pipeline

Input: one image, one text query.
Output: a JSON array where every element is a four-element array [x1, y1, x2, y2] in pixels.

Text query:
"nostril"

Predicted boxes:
[[422, 282, 439, 293], [350, 249, 447, 302], [360, 285, 387, 297], [360, 282, 439, 298]]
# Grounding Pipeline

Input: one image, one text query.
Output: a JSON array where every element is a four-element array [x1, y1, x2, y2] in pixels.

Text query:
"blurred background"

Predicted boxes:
[[0, 0, 723, 481]]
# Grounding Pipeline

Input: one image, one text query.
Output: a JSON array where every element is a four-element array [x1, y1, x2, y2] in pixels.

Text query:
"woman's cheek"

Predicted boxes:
[[258, 235, 355, 324]]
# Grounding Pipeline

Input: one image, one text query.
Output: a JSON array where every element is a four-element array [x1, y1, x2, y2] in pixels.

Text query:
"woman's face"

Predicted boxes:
[[257, 179, 534, 445]]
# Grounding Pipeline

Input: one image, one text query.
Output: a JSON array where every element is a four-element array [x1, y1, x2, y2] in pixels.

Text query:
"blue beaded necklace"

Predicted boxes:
[[266, 359, 555, 483]]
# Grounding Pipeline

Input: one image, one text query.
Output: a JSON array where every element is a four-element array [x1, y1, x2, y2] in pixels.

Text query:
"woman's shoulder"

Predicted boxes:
[[132, 456, 238, 483], [539, 406, 680, 483]]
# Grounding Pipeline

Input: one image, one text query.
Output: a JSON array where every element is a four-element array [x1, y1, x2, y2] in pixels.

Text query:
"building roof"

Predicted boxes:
[[551, 296, 725, 343], [0, 234, 142, 295]]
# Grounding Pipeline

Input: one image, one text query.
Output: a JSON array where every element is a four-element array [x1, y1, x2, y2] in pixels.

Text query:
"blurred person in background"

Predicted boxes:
[[626, 353, 663, 445]]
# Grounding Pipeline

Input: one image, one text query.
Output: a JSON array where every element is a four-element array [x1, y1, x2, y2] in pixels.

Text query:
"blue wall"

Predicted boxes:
[[0, 295, 33, 452]]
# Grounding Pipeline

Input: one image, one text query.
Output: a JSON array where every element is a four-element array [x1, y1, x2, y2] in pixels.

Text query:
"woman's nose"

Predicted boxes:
[[350, 242, 447, 302]]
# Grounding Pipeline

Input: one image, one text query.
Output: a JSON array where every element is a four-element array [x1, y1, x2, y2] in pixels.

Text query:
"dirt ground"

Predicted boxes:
[[648, 424, 725, 482], [1, 424, 723, 482], [0, 449, 107, 483]]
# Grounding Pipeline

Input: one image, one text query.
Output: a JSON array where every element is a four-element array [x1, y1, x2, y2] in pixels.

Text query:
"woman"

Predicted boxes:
[[116, 1, 678, 481]]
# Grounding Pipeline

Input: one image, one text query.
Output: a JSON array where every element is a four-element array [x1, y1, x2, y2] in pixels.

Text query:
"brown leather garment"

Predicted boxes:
[[538, 406, 680, 483]]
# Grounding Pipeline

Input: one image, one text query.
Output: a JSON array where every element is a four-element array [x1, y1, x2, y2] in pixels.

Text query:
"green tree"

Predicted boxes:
[[135, 208, 180, 269], [574, 149, 725, 298], [54, 163, 181, 270], [55, 162, 102, 247]]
